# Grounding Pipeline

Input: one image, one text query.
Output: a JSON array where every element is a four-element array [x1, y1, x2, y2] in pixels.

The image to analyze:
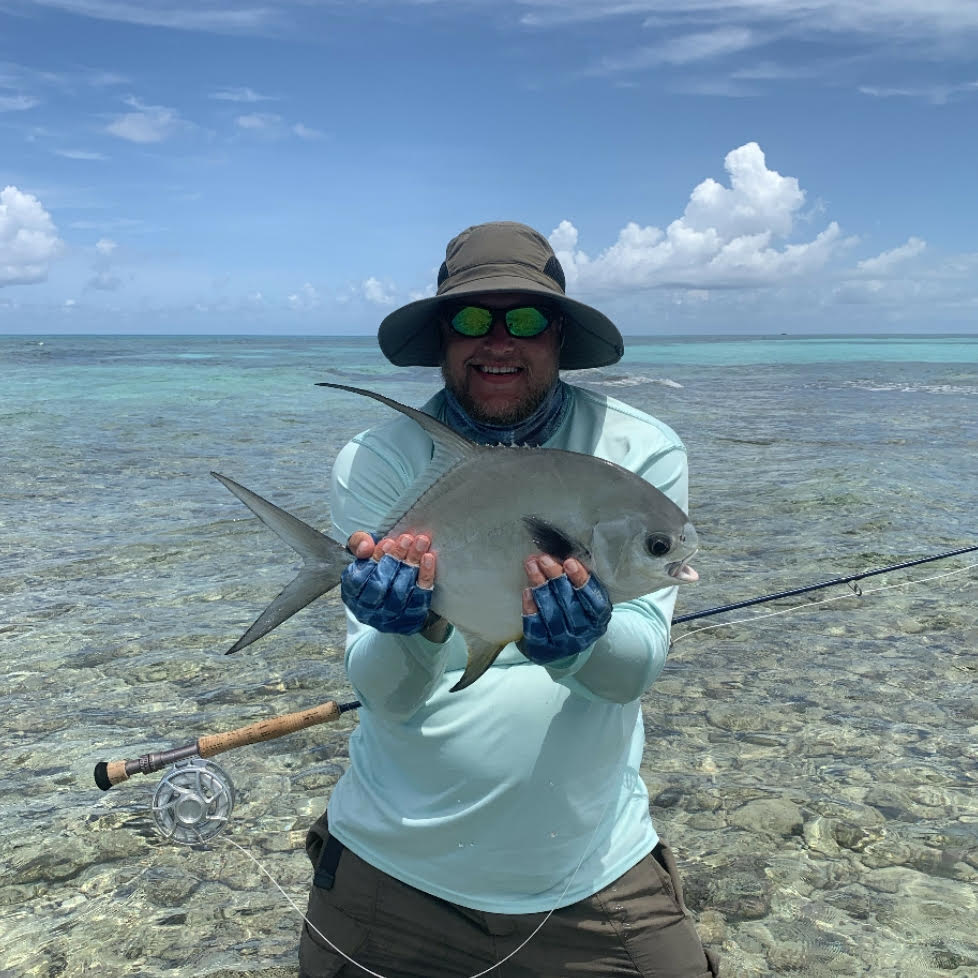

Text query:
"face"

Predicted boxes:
[[440, 292, 562, 425]]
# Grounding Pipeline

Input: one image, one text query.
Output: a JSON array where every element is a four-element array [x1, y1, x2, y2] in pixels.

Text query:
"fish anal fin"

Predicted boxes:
[[449, 633, 513, 693], [521, 516, 591, 564]]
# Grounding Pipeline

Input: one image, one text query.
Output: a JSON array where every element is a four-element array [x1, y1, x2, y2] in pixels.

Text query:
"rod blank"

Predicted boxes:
[[673, 544, 978, 625]]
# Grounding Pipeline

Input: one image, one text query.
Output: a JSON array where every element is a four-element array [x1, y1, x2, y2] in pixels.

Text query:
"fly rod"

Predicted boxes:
[[94, 699, 362, 791], [673, 543, 978, 624], [94, 544, 976, 794]]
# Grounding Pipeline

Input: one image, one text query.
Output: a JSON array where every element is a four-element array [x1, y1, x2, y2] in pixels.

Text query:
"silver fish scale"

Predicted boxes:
[[390, 447, 690, 649]]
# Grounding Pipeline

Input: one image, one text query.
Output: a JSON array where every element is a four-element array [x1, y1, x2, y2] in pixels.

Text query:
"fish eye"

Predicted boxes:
[[646, 534, 672, 557]]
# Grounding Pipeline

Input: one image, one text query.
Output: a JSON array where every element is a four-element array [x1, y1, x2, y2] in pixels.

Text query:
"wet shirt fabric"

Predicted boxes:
[[324, 383, 689, 914]]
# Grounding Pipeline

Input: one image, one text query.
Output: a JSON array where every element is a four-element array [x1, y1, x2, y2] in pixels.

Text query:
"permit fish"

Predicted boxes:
[[214, 382, 699, 692]]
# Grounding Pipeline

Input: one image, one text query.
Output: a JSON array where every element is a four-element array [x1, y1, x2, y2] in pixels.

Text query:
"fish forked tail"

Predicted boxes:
[[212, 472, 352, 654]]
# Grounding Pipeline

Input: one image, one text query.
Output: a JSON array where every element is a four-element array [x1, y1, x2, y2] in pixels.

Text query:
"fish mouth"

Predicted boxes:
[[667, 553, 699, 583]]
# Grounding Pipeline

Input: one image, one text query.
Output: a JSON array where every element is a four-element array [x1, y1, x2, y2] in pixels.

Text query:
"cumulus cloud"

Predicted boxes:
[[288, 282, 321, 310], [856, 237, 926, 275], [408, 283, 437, 302], [292, 122, 324, 140], [362, 277, 396, 305], [0, 185, 64, 286], [85, 236, 122, 292], [551, 142, 849, 292], [106, 96, 189, 143]]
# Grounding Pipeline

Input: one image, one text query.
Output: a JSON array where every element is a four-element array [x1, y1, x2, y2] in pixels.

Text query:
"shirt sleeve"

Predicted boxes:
[[330, 422, 458, 721], [543, 437, 690, 705]]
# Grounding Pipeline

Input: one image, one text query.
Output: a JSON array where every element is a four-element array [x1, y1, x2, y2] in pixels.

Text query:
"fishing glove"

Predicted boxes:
[[521, 572, 612, 664], [341, 550, 433, 635]]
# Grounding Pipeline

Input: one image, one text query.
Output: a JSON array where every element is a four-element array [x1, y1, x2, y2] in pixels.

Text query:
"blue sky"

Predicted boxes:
[[1, 0, 976, 335]]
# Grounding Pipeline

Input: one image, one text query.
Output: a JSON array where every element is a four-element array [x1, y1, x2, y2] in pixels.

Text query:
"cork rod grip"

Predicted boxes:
[[197, 701, 342, 758]]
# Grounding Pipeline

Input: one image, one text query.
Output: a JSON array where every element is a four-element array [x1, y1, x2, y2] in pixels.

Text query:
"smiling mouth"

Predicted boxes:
[[474, 365, 522, 375]]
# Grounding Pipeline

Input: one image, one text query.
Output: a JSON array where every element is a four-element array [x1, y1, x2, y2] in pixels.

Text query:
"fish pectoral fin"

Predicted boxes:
[[521, 516, 591, 564], [449, 634, 512, 693]]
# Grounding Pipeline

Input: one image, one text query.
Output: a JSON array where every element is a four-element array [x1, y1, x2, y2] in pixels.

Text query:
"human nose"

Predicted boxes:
[[481, 314, 515, 348]]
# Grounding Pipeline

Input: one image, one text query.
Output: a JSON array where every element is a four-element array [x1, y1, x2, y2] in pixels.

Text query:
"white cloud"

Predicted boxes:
[[106, 96, 189, 143], [237, 112, 283, 131], [95, 237, 117, 256], [55, 148, 108, 160], [210, 86, 276, 102], [292, 122, 324, 140], [23, 1, 276, 34], [551, 142, 849, 292], [362, 277, 396, 305], [0, 94, 41, 111], [859, 81, 978, 105], [518, 0, 978, 37], [856, 237, 926, 275], [684, 142, 803, 238], [288, 282, 321, 310], [408, 283, 437, 302], [588, 27, 758, 74], [0, 186, 64, 287], [235, 114, 322, 140]]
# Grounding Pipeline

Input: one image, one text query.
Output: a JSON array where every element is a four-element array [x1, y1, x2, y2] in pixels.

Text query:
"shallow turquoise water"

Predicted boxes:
[[1, 334, 976, 977]]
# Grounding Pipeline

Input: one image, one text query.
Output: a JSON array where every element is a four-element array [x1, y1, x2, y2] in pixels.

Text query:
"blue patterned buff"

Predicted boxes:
[[442, 380, 571, 447]]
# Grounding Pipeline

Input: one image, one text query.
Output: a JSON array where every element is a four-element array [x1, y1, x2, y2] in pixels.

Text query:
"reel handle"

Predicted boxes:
[[94, 699, 349, 790]]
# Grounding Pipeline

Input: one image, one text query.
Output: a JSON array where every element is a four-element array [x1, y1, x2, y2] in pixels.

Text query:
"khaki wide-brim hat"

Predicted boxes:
[[378, 221, 624, 370]]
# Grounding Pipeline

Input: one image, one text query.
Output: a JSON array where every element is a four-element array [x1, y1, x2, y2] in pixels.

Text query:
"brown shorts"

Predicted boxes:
[[299, 814, 720, 978]]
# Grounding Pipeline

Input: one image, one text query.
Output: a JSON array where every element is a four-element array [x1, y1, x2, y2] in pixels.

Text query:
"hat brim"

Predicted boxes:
[[378, 277, 624, 370]]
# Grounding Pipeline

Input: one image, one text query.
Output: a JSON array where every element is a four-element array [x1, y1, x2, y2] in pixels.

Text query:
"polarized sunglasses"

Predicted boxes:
[[447, 304, 557, 339]]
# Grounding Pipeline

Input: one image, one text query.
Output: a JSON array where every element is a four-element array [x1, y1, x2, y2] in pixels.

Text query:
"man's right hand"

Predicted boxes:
[[341, 531, 437, 634]]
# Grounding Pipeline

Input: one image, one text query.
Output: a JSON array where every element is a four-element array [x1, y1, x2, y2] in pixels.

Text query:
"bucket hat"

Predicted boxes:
[[378, 222, 624, 370]]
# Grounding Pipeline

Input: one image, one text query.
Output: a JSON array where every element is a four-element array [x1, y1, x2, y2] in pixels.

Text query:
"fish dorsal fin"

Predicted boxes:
[[318, 382, 479, 462], [318, 382, 483, 531], [522, 515, 592, 563]]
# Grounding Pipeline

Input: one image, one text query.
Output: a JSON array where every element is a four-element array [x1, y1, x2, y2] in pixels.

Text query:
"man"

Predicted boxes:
[[300, 222, 718, 977]]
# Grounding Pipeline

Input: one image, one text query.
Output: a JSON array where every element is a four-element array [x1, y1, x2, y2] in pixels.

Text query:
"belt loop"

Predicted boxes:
[[314, 833, 344, 890]]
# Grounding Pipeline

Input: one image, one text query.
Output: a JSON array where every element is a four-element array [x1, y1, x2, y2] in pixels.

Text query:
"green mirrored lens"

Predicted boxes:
[[451, 306, 493, 336], [505, 307, 550, 337]]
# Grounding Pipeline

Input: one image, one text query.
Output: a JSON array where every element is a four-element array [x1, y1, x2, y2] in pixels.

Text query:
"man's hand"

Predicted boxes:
[[341, 531, 437, 634], [520, 554, 612, 663]]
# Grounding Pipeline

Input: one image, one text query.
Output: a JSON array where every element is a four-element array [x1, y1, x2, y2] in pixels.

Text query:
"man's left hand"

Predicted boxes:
[[520, 554, 612, 664]]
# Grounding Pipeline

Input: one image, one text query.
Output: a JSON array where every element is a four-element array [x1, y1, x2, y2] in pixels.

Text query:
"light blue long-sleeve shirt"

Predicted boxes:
[[324, 383, 689, 913]]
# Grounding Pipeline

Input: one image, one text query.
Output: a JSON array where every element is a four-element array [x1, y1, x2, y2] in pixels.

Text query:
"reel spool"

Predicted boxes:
[[151, 758, 235, 845]]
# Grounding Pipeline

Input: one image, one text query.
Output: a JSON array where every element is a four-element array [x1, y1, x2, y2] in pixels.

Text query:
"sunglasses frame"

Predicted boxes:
[[444, 302, 560, 340]]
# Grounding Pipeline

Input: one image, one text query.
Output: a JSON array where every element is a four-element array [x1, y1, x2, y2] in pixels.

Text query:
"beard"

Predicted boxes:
[[441, 361, 559, 426]]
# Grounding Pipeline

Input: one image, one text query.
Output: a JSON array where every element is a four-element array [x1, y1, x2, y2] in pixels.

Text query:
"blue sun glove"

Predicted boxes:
[[341, 553, 433, 635], [521, 572, 613, 664]]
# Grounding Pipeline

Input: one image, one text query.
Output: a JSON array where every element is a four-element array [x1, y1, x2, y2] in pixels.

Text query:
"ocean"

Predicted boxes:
[[2, 333, 976, 977]]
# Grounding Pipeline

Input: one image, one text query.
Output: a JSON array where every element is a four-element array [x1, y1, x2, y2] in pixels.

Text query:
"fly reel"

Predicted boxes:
[[151, 758, 235, 845]]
